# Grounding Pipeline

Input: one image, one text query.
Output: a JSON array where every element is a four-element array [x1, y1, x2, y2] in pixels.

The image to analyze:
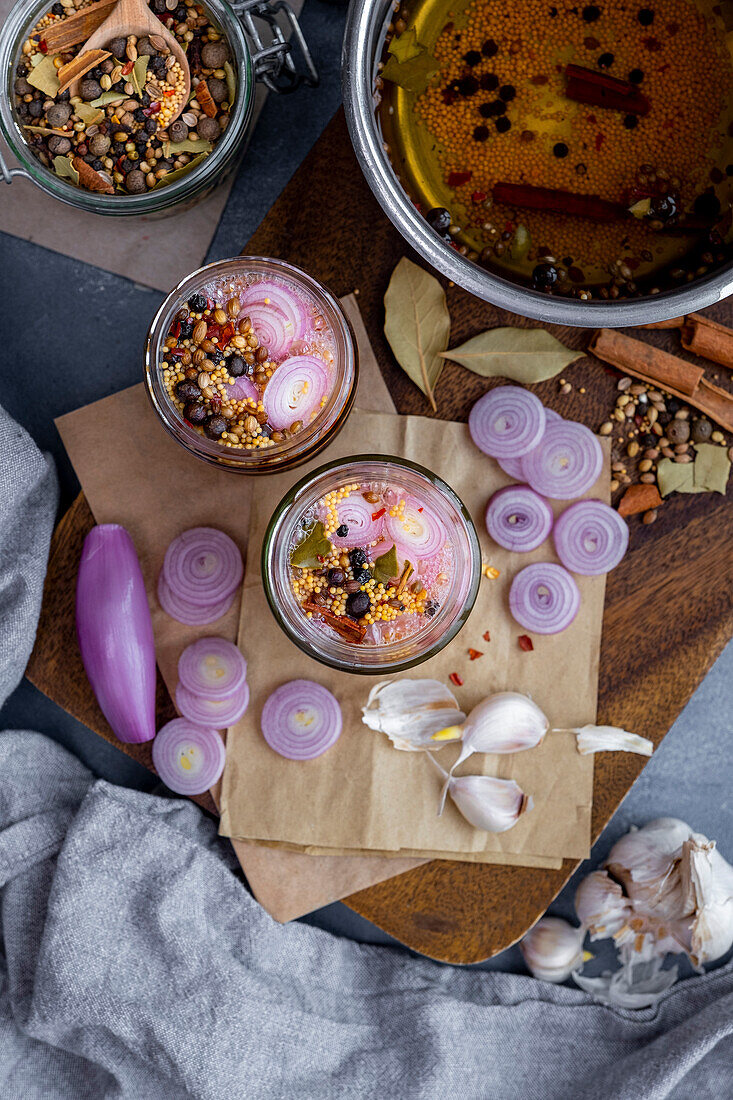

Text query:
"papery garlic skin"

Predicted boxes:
[[448, 774, 532, 833], [520, 917, 585, 983], [436, 692, 549, 770], [573, 725, 653, 757], [681, 838, 733, 966], [575, 870, 632, 939], [361, 679, 466, 751]]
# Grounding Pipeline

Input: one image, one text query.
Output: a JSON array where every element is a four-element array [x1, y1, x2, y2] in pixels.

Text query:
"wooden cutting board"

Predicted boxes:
[[26, 109, 733, 964]]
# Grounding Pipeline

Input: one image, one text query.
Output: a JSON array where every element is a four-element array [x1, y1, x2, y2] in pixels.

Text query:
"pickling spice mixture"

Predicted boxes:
[[378, 0, 733, 298], [13, 0, 235, 194], [289, 482, 452, 646], [161, 274, 336, 450]]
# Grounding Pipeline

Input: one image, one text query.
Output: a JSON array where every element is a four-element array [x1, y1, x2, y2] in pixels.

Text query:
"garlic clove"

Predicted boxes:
[[520, 917, 585, 983], [448, 773, 532, 833], [448, 691, 549, 774], [680, 838, 733, 966], [426, 753, 532, 832], [575, 870, 633, 939], [605, 820, 692, 922], [572, 725, 653, 756], [361, 679, 466, 751]]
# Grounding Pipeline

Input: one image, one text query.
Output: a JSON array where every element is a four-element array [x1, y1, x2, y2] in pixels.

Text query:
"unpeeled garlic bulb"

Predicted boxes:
[[575, 870, 632, 939], [519, 917, 586, 983], [432, 691, 549, 767], [427, 754, 532, 833], [572, 725, 653, 756], [606, 818, 693, 922], [361, 679, 466, 751]]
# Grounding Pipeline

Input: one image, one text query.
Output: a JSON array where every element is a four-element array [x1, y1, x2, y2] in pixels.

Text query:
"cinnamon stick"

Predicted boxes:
[[302, 601, 366, 643], [194, 79, 217, 118], [492, 182, 624, 223], [680, 314, 733, 371], [57, 50, 110, 96], [565, 64, 651, 116], [632, 317, 686, 330], [589, 329, 733, 433], [40, 0, 117, 52]]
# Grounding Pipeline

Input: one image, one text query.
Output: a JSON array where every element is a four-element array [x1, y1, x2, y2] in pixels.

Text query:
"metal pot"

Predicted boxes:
[[342, 0, 733, 327], [0, 0, 317, 216]]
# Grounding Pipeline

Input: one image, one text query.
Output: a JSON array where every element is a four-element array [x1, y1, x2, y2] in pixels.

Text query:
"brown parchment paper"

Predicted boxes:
[[53, 296, 443, 921], [0, 0, 303, 293], [220, 411, 609, 862]]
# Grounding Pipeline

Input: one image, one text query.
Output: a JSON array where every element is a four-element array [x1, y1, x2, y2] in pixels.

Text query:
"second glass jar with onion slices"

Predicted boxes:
[[262, 456, 481, 674], [144, 256, 358, 472]]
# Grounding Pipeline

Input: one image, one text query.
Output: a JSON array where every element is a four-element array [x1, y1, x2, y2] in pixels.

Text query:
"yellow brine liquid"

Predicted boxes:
[[377, 0, 733, 297]]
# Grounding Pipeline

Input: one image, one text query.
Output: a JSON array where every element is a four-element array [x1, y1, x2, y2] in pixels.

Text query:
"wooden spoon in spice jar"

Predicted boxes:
[[62, 0, 190, 125]]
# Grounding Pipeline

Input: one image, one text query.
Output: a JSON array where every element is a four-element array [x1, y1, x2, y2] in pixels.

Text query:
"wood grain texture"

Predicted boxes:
[[26, 109, 733, 963]]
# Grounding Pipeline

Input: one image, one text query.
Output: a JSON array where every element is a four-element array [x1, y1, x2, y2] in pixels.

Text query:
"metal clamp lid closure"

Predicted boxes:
[[233, 0, 319, 94]]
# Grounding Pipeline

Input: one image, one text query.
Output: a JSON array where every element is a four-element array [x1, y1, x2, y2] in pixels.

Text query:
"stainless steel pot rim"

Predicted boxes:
[[342, 0, 733, 328]]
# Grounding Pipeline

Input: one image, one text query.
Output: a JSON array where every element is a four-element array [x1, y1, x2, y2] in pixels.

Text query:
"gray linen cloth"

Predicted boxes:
[[1, 403, 732, 1099]]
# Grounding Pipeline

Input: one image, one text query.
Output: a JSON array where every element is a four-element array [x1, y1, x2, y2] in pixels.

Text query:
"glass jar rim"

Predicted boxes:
[[145, 255, 359, 471], [0, 0, 254, 213], [262, 453, 482, 674]]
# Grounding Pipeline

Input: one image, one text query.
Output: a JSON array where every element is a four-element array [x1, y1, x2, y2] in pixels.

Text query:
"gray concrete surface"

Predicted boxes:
[[1, 0, 731, 971]]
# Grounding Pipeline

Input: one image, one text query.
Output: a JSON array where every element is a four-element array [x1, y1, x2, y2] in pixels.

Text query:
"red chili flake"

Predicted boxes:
[[471, 190, 487, 204], [206, 322, 222, 340], [209, 395, 221, 412], [163, 88, 175, 97], [417, 507, 424, 513], [149, 101, 161, 115], [448, 170, 472, 187], [169, 320, 181, 339], [483, 630, 491, 642], [595, 132, 605, 151], [468, 649, 483, 661], [220, 322, 235, 344], [183, 419, 193, 427], [518, 635, 534, 652], [449, 672, 464, 687], [38, 37, 48, 53], [634, 413, 644, 427], [121, 61, 134, 76], [316, 555, 325, 563], [371, 507, 386, 521], [504, 221, 515, 235], [170, 347, 186, 359]]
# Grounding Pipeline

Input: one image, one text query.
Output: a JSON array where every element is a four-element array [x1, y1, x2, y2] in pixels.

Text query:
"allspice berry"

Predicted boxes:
[[690, 418, 712, 443], [666, 418, 690, 445], [201, 41, 229, 68], [79, 77, 102, 101], [124, 169, 147, 194], [169, 119, 189, 144], [196, 116, 220, 142]]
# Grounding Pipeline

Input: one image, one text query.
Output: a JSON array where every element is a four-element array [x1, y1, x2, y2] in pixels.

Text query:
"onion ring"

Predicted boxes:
[[469, 386, 546, 458], [162, 527, 243, 608], [509, 562, 581, 634], [553, 499, 629, 575], [261, 680, 342, 760], [177, 637, 247, 700], [521, 421, 603, 500], [497, 408, 563, 480], [263, 355, 330, 431], [384, 497, 446, 560], [323, 492, 386, 549], [486, 485, 554, 552], [152, 719, 226, 796], [175, 681, 250, 730]]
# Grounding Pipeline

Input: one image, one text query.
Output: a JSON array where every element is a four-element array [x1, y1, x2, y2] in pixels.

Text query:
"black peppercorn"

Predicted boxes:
[[184, 402, 208, 425], [426, 207, 451, 234], [336, 524, 349, 538], [204, 415, 227, 439], [532, 263, 558, 289], [346, 591, 370, 620], [188, 293, 207, 312], [327, 568, 346, 586], [349, 548, 367, 570], [175, 380, 201, 402], [228, 356, 247, 377]]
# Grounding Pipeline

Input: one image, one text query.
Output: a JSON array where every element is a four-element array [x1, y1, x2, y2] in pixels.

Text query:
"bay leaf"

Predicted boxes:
[[131, 55, 149, 97], [23, 124, 70, 136], [511, 223, 531, 260], [439, 327, 583, 384], [373, 545, 399, 585], [90, 90, 126, 107], [152, 152, 208, 188], [387, 27, 423, 64], [163, 138, 213, 155], [224, 60, 236, 107], [381, 49, 440, 94], [52, 155, 79, 185], [383, 257, 450, 412], [27, 55, 60, 98], [693, 443, 731, 494], [291, 522, 332, 568], [656, 458, 695, 497], [76, 102, 104, 125]]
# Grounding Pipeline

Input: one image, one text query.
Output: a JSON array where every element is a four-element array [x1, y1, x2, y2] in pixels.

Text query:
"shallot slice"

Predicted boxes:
[[469, 385, 546, 459], [261, 680, 342, 760], [152, 719, 226, 796]]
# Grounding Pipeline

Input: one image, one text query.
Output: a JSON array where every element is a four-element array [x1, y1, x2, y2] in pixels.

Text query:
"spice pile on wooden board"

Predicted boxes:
[[586, 318, 732, 524]]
